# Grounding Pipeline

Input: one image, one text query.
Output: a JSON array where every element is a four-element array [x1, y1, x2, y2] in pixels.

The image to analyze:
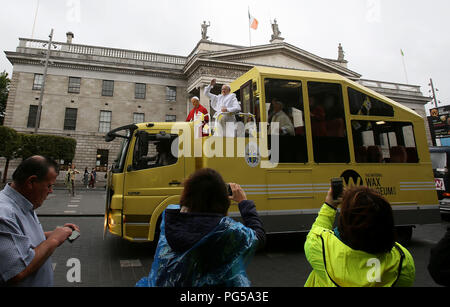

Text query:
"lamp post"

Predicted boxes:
[[34, 28, 54, 134], [429, 78, 439, 108]]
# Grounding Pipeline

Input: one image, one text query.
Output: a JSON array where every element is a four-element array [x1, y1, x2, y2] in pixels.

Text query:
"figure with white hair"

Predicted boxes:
[[204, 79, 241, 137], [186, 96, 209, 137], [186, 96, 209, 123], [270, 100, 295, 136]]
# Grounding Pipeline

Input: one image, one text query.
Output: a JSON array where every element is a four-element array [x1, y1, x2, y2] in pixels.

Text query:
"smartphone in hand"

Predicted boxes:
[[331, 178, 344, 201], [67, 230, 80, 243]]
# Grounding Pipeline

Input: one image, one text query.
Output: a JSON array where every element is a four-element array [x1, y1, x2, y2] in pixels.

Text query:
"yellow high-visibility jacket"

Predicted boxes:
[[304, 204, 415, 287]]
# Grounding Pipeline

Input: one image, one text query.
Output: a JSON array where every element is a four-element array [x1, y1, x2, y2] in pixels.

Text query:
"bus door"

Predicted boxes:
[[122, 130, 184, 241], [263, 78, 313, 232]]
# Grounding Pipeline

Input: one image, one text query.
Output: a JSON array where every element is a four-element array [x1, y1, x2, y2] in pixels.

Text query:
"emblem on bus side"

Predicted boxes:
[[340, 170, 364, 187], [245, 142, 261, 168]]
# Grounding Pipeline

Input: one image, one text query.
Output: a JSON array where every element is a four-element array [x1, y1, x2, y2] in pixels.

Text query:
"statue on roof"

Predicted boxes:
[[201, 21, 211, 40], [338, 43, 345, 62], [271, 19, 282, 40], [270, 19, 284, 43]]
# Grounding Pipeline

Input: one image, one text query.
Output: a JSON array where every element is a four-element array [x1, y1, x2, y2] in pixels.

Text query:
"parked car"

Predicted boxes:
[[430, 146, 450, 219]]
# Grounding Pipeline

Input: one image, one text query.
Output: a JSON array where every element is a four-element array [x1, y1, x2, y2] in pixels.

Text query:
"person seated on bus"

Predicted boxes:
[[304, 186, 415, 287], [309, 96, 327, 137], [204, 79, 241, 137], [270, 100, 295, 136], [367, 145, 383, 163], [154, 140, 177, 167], [136, 140, 176, 169], [390, 146, 407, 163], [136, 168, 265, 287]]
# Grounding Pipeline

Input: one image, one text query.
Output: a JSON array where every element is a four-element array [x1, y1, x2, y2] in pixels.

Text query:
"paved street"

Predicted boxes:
[[37, 189, 449, 287]]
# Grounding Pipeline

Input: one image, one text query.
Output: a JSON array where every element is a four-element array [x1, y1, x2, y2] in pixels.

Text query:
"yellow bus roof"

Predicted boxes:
[[234, 66, 421, 118]]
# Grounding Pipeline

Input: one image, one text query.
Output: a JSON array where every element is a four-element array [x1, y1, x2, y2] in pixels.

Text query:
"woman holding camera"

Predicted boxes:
[[304, 186, 415, 287], [136, 168, 265, 287]]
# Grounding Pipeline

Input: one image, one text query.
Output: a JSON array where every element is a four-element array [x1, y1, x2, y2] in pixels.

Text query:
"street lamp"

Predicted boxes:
[[34, 28, 54, 134]]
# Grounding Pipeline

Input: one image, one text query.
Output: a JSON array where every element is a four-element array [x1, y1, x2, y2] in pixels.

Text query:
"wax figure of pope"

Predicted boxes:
[[204, 79, 241, 137]]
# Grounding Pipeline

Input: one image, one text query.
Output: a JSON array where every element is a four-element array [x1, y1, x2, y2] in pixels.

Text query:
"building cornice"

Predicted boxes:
[[5, 51, 186, 80]]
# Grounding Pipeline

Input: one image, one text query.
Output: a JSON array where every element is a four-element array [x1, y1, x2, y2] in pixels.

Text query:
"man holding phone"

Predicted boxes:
[[0, 156, 80, 286]]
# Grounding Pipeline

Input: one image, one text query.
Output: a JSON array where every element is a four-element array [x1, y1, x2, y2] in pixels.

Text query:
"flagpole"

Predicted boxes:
[[248, 7, 252, 46], [401, 49, 409, 84], [31, 0, 40, 38]]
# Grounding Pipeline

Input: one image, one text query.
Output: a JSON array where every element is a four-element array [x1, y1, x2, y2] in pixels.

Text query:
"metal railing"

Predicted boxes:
[[358, 79, 423, 96], [18, 38, 187, 65]]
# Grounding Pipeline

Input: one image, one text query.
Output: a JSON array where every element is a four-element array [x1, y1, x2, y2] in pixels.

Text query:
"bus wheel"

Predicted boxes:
[[395, 226, 414, 246]]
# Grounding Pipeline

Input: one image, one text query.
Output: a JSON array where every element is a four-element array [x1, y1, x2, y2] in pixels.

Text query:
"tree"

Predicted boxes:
[[20, 133, 77, 162], [0, 71, 10, 126], [0, 126, 21, 183]]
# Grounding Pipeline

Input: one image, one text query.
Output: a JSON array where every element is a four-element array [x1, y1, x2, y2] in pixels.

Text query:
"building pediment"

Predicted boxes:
[[187, 42, 361, 80]]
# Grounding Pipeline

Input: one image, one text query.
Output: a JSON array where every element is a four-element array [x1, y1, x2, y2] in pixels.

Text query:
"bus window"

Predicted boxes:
[[264, 78, 307, 163], [348, 87, 394, 117], [352, 121, 419, 163], [132, 131, 178, 170], [241, 81, 260, 123], [308, 82, 350, 163]]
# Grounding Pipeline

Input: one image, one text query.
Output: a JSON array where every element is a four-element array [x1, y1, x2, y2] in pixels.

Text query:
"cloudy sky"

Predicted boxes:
[[1, 0, 449, 112]]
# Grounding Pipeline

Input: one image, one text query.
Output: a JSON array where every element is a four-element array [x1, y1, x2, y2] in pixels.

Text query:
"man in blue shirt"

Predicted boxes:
[[0, 156, 80, 286]]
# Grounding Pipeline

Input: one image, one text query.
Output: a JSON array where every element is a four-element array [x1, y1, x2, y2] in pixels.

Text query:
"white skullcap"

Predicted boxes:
[[191, 96, 200, 101]]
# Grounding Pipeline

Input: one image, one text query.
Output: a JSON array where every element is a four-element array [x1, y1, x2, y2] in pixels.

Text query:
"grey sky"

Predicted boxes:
[[1, 0, 449, 112]]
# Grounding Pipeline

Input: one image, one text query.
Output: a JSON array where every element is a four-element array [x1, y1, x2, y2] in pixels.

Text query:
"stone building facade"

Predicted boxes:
[[2, 27, 431, 179]]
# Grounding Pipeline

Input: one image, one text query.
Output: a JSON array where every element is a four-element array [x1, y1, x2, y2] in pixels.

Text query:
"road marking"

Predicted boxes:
[[64, 210, 77, 214], [70, 200, 81, 203], [67, 205, 79, 208]]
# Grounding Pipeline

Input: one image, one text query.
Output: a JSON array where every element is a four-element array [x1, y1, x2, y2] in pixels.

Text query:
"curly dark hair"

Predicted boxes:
[[338, 186, 396, 254], [180, 168, 230, 215]]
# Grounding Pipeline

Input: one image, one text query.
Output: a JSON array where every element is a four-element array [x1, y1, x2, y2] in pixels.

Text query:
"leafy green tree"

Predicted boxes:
[[0, 71, 10, 126], [0, 126, 21, 183], [20, 133, 77, 162]]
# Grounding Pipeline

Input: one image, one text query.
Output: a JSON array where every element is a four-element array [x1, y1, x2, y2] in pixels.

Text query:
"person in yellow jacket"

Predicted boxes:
[[304, 186, 415, 287]]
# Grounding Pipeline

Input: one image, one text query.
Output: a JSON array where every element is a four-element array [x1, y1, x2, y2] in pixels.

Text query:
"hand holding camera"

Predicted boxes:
[[227, 183, 247, 203], [326, 178, 344, 208]]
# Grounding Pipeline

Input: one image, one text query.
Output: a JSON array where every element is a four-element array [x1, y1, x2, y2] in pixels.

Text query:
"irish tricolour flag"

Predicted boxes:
[[249, 10, 258, 30]]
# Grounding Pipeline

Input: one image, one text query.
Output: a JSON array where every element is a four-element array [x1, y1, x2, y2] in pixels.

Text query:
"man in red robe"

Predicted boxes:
[[186, 96, 209, 136]]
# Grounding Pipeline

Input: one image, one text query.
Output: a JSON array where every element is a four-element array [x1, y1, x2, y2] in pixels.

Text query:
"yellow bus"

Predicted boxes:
[[103, 66, 439, 243]]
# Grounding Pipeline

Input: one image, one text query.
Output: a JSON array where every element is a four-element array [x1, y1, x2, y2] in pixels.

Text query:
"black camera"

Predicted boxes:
[[331, 178, 344, 201], [226, 183, 233, 196]]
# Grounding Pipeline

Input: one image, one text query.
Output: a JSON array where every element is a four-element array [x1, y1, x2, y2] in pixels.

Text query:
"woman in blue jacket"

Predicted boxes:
[[136, 168, 265, 287]]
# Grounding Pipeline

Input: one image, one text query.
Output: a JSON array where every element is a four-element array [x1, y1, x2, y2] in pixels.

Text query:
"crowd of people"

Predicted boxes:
[[1, 155, 449, 287], [64, 165, 97, 197]]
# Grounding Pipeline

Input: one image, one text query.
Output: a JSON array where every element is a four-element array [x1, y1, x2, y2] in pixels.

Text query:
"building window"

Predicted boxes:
[[64, 108, 78, 130], [135, 83, 146, 99], [165, 115, 176, 122], [99, 110, 112, 133], [96, 149, 109, 171], [68, 77, 81, 94], [166, 86, 177, 102], [33, 74, 44, 90], [102, 80, 114, 96], [133, 112, 145, 124], [27, 105, 38, 128]]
